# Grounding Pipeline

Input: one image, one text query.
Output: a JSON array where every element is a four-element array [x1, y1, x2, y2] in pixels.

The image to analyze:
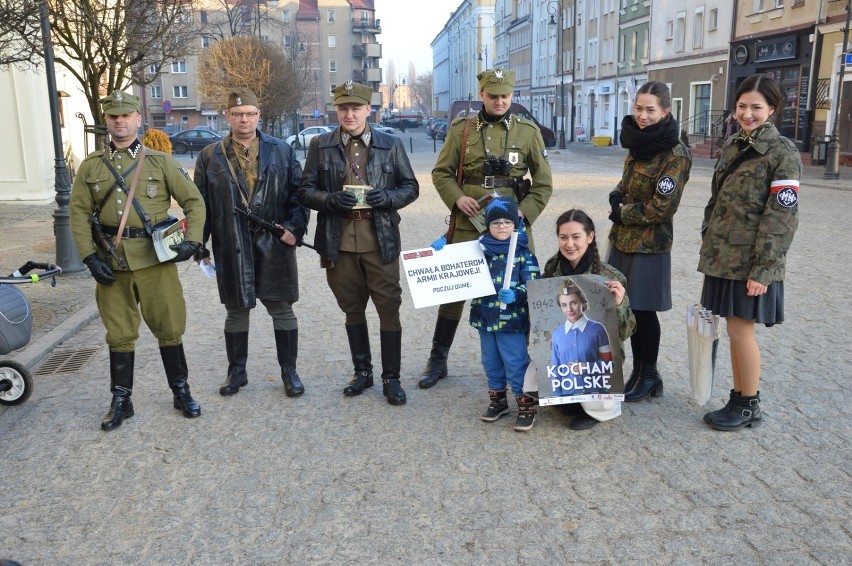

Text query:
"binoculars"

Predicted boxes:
[[482, 156, 512, 176]]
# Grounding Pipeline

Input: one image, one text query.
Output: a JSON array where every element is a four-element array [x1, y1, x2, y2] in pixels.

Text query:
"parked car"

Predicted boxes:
[[434, 121, 449, 142], [427, 118, 448, 139], [169, 128, 223, 154], [286, 126, 333, 149], [372, 124, 396, 135]]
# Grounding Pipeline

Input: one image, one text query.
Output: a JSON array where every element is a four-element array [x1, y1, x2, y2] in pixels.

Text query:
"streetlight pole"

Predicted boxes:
[[824, 0, 851, 180], [39, 0, 83, 272], [549, 1, 567, 149]]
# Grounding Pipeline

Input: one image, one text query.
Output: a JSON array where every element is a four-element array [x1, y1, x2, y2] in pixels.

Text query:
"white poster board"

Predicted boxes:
[[401, 241, 496, 309], [527, 275, 625, 406]]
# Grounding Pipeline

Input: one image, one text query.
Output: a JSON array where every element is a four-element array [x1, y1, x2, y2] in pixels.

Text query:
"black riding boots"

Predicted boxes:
[[220, 331, 249, 396], [101, 350, 135, 431], [380, 329, 406, 405], [160, 344, 201, 418], [418, 316, 460, 389], [343, 323, 374, 396], [275, 329, 304, 397]]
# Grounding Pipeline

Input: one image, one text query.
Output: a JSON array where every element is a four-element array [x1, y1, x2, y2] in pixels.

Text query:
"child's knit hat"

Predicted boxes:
[[485, 196, 519, 227]]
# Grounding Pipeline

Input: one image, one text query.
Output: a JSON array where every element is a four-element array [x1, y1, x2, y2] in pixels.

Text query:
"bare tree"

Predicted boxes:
[[196, 35, 295, 135], [410, 71, 433, 115], [0, 0, 197, 127], [198, 0, 287, 40]]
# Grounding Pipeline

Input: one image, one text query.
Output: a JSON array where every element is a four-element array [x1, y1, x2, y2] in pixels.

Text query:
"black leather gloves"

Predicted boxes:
[[326, 191, 358, 212], [194, 246, 211, 262], [609, 206, 623, 225], [83, 253, 116, 286], [365, 188, 392, 209], [609, 193, 624, 213], [168, 241, 201, 263]]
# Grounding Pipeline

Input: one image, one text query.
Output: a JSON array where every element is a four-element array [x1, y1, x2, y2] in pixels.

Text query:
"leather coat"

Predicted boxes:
[[297, 127, 419, 264], [195, 130, 309, 307]]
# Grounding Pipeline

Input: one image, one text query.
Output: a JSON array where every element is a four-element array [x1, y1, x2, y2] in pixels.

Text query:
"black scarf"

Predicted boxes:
[[479, 108, 509, 123], [620, 114, 680, 161], [558, 246, 593, 276]]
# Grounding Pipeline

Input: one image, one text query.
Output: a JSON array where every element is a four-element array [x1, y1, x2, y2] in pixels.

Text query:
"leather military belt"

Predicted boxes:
[[101, 225, 151, 238], [463, 176, 522, 189], [341, 209, 374, 220]]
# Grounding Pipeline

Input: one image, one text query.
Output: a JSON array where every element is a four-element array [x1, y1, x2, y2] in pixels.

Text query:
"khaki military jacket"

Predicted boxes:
[[698, 123, 800, 285], [609, 141, 691, 254], [70, 143, 205, 271], [432, 113, 552, 234]]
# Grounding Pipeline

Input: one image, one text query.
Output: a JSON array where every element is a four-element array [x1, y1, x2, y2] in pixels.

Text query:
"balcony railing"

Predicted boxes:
[[352, 17, 381, 32]]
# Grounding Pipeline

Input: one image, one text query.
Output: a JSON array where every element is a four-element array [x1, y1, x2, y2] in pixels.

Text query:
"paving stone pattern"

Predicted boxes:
[[1, 141, 850, 564]]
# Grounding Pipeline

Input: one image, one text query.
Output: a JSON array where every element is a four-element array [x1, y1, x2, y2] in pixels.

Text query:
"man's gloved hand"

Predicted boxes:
[[168, 240, 201, 263], [498, 288, 516, 304], [326, 191, 358, 212], [194, 246, 211, 262], [608, 206, 624, 225], [431, 235, 447, 251], [609, 193, 624, 215], [365, 188, 392, 209], [83, 253, 116, 286]]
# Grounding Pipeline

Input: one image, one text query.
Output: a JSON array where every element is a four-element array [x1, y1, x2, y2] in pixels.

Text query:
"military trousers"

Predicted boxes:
[[224, 300, 297, 333], [326, 249, 401, 330], [95, 263, 186, 351]]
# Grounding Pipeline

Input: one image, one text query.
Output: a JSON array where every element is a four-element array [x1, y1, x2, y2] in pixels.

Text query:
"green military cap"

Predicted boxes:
[[228, 87, 258, 109], [477, 68, 515, 95], [333, 80, 372, 106], [99, 90, 141, 115]]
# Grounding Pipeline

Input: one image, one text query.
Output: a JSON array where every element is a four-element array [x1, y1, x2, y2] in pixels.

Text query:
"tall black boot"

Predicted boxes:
[[343, 323, 373, 397], [418, 315, 460, 389], [711, 392, 762, 431], [275, 328, 304, 397], [160, 344, 201, 418], [220, 331, 249, 396], [380, 329, 406, 405], [101, 350, 135, 431], [624, 363, 663, 402]]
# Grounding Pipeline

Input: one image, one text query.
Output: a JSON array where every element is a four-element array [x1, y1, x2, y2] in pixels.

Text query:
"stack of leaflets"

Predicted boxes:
[[152, 216, 186, 262]]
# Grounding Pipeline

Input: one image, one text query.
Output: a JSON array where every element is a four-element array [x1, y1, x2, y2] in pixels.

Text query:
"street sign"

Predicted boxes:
[[313, 109, 320, 118], [846, 53, 852, 65], [162, 100, 172, 114]]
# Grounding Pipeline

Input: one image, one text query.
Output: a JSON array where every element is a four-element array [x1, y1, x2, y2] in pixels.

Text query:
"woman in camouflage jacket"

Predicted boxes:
[[699, 74, 801, 431]]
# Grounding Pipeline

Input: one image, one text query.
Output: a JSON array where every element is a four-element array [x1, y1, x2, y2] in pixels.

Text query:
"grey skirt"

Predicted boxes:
[[607, 249, 672, 312], [700, 275, 784, 326]]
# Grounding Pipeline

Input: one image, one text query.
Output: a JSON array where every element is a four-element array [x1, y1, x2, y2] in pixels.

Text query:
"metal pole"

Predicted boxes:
[[39, 0, 83, 272], [558, 4, 566, 149], [824, 0, 851, 180]]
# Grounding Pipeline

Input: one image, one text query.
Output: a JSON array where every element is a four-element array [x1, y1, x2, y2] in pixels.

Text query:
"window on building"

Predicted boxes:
[[201, 36, 211, 48], [327, 9, 335, 23], [753, 0, 764, 12], [329, 60, 336, 73], [674, 12, 686, 52], [329, 83, 336, 98], [171, 61, 186, 73], [708, 8, 718, 30], [149, 64, 159, 74], [665, 20, 673, 40], [328, 35, 336, 48], [200, 10, 207, 24], [630, 30, 638, 60], [643, 28, 649, 59], [693, 8, 704, 49], [151, 85, 161, 99], [772, 0, 783, 7], [282, 9, 289, 24], [174, 86, 188, 98]]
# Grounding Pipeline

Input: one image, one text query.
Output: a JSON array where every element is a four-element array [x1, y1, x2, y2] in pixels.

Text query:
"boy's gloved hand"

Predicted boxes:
[[498, 288, 516, 304], [431, 235, 447, 251]]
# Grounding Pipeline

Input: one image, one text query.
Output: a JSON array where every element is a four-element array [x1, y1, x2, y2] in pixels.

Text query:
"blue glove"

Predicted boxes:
[[498, 288, 516, 304], [431, 235, 447, 251]]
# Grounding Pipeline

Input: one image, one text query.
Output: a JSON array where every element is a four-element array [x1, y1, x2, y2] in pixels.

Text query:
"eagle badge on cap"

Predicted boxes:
[[236, 96, 242, 105], [114, 90, 123, 102], [494, 70, 503, 79], [345, 80, 353, 95]]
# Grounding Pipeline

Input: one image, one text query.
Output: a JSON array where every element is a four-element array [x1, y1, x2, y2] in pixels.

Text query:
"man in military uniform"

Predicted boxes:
[[194, 88, 309, 398], [298, 80, 419, 405], [420, 68, 553, 389], [69, 91, 206, 431]]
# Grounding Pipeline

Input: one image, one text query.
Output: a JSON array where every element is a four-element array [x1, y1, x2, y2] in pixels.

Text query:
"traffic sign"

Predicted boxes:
[[846, 53, 852, 65], [162, 99, 172, 114], [313, 109, 320, 118]]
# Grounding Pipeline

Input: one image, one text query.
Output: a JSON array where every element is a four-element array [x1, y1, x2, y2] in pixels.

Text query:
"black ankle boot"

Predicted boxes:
[[220, 331, 249, 396], [711, 392, 761, 431], [418, 316, 459, 389], [343, 323, 373, 396], [624, 361, 642, 394], [161, 344, 201, 418], [275, 329, 304, 397], [481, 389, 510, 422], [624, 364, 663, 402], [380, 329, 406, 405], [101, 351, 135, 431], [703, 389, 739, 424]]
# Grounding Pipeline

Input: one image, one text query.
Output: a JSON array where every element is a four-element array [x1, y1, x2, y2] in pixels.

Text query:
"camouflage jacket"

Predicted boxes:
[[698, 123, 801, 284], [608, 141, 691, 254]]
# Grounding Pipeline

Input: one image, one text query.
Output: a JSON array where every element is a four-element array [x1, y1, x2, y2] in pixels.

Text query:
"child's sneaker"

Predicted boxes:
[[481, 389, 510, 422], [513, 395, 537, 431]]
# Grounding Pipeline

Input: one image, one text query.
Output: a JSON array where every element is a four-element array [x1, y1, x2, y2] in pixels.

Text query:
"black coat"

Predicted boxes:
[[297, 127, 419, 263], [195, 130, 309, 307]]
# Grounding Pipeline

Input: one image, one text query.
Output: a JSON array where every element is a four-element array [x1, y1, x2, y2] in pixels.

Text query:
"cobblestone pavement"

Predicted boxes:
[[1, 135, 850, 564]]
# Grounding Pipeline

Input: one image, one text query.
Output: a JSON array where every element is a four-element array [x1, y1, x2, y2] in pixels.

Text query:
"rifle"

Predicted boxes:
[[444, 93, 475, 243], [234, 206, 316, 250]]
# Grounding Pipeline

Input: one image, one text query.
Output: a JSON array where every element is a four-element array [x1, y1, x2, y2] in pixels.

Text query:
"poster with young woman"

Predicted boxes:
[[527, 275, 625, 405]]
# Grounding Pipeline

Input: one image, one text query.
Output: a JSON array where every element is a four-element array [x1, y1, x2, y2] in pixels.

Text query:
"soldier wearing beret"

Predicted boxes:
[[69, 90, 206, 431], [421, 68, 553, 390], [298, 80, 419, 405], [194, 88, 309, 398]]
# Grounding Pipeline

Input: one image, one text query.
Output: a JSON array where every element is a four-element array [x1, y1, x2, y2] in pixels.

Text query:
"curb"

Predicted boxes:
[[17, 301, 100, 369]]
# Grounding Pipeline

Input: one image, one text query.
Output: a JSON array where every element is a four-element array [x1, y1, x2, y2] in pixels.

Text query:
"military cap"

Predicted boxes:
[[227, 88, 258, 109], [99, 90, 141, 115], [333, 80, 372, 106], [477, 68, 515, 95]]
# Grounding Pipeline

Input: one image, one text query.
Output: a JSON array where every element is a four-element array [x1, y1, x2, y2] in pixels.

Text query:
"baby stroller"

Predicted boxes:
[[0, 261, 62, 405]]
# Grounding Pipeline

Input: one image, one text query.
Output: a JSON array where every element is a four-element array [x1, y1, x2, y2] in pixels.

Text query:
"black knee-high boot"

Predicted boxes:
[[160, 344, 201, 418], [101, 351, 135, 431], [275, 328, 304, 397], [380, 329, 406, 405], [418, 315, 460, 389], [343, 323, 373, 396], [220, 331, 249, 396]]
